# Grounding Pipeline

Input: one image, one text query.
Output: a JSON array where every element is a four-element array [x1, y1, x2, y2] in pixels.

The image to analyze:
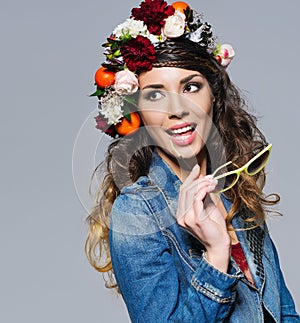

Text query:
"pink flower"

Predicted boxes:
[[215, 44, 235, 67], [115, 70, 139, 95]]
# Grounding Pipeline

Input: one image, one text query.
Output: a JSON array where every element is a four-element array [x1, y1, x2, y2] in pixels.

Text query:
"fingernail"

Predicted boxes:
[[208, 184, 217, 191], [209, 179, 218, 185], [205, 174, 213, 179], [193, 164, 200, 171]]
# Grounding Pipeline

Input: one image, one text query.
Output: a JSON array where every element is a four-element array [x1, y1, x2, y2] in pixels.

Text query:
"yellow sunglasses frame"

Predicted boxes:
[[212, 143, 273, 193]]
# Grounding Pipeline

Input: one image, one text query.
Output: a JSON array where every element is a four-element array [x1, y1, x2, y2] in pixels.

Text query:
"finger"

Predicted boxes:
[[177, 207, 194, 227], [186, 178, 212, 197], [177, 181, 204, 224], [179, 192, 205, 228], [191, 185, 219, 222], [181, 164, 200, 188], [193, 194, 210, 222], [196, 178, 218, 196], [183, 176, 215, 195], [194, 179, 218, 201], [177, 175, 217, 224], [179, 178, 213, 219]]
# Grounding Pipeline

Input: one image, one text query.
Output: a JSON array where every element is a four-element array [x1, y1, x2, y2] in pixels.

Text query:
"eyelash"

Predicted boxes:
[[183, 82, 202, 93], [144, 90, 164, 101], [143, 82, 203, 101]]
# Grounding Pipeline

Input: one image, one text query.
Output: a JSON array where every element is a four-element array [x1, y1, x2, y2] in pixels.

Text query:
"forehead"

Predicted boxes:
[[139, 67, 206, 88]]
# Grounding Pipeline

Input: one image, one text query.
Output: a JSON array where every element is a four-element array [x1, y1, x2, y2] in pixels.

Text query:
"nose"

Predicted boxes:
[[167, 93, 189, 119]]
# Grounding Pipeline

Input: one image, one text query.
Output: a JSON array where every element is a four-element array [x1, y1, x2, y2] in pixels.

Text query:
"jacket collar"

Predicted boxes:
[[148, 149, 181, 217]]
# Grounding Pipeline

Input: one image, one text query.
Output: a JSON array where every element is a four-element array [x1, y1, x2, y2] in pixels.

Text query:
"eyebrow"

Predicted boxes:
[[141, 84, 164, 90], [180, 74, 203, 84], [141, 73, 203, 90]]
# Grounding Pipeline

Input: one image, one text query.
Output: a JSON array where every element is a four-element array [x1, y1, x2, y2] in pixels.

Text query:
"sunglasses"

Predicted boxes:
[[211, 143, 272, 193]]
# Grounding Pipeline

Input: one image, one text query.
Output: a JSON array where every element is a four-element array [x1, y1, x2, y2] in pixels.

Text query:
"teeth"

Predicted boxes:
[[174, 134, 190, 141], [171, 125, 193, 135]]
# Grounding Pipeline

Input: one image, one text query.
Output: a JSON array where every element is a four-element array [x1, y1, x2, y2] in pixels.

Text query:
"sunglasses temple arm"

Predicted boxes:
[[211, 161, 233, 177]]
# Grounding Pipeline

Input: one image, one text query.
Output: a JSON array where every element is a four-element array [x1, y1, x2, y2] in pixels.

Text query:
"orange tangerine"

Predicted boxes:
[[94, 67, 115, 88], [171, 1, 190, 13], [115, 112, 141, 136]]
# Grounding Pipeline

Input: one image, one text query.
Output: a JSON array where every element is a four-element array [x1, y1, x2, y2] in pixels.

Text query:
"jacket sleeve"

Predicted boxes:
[[109, 191, 241, 323], [267, 235, 300, 322]]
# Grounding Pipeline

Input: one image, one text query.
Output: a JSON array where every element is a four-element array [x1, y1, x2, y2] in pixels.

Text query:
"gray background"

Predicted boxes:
[[1, 0, 299, 322]]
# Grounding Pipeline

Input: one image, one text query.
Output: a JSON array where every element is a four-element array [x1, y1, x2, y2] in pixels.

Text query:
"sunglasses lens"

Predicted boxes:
[[215, 173, 238, 192], [247, 150, 270, 175]]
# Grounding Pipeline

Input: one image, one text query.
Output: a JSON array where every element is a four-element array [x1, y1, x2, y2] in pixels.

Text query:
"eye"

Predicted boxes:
[[183, 82, 202, 93], [143, 90, 165, 101]]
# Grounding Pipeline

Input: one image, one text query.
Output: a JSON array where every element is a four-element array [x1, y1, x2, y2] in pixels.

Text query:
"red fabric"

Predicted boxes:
[[231, 242, 249, 272]]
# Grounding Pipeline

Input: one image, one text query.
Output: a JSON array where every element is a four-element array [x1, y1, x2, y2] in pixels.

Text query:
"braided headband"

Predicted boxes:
[[91, 0, 235, 138]]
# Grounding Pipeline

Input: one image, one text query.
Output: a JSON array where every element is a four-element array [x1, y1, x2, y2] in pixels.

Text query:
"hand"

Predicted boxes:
[[176, 164, 231, 272]]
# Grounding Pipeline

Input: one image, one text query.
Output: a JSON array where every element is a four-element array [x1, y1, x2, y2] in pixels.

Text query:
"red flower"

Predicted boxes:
[[121, 35, 156, 72], [131, 0, 175, 35], [95, 114, 117, 138]]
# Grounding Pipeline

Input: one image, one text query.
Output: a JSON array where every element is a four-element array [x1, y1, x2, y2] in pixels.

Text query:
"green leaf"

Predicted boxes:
[[107, 37, 116, 44], [186, 8, 193, 21], [123, 105, 134, 121], [102, 63, 122, 72], [124, 96, 137, 107], [113, 49, 122, 57], [111, 43, 119, 51], [123, 105, 131, 118], [124, 113, 131, 121], [89, 89, 105, 97], [212, 43, 221, 56], [119, 34, 132, 42]]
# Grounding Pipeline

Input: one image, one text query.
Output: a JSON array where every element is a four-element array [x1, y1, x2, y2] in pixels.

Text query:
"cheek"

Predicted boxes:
[[188, 88, 214, 115], [139, 110, 164, 127], [138, 110, 166, 146], [191, 99, 213, 120]]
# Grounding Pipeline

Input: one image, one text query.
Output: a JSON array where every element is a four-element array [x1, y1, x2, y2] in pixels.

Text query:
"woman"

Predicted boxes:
[[86, 1, 300, 321]]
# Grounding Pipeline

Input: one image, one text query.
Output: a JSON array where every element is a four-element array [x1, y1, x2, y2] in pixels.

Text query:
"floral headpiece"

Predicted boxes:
[[91, 0, 235, 138]]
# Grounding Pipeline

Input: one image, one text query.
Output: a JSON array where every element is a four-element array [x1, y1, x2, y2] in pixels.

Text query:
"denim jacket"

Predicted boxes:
[[110, 151, 300, 322]]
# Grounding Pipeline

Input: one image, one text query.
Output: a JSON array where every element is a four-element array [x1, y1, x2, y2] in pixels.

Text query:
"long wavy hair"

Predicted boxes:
[[85, 38, 279, 290]]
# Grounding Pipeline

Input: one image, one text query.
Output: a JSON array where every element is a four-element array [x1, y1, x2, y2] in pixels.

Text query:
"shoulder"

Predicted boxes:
[[113, 175, 161, 210], [110, 175, 169, 236], [120, 175, 154, 194]]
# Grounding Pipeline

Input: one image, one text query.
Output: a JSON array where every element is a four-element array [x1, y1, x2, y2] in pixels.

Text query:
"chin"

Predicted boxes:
[[161, 138, 204, 161], [175, 146, 202, 160]]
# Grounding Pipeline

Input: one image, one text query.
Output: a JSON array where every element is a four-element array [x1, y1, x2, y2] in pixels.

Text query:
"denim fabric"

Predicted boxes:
[[110, 150, 300, 322]]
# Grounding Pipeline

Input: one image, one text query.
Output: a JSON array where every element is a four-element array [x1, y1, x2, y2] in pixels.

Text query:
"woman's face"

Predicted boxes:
[[138, 67, 214, 161]]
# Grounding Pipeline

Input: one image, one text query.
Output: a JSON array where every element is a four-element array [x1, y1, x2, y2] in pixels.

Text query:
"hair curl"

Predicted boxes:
[[85, 38, 279, 291]]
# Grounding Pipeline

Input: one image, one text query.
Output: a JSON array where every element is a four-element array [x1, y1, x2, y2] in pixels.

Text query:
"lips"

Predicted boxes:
[[166, 122, 197, 146]]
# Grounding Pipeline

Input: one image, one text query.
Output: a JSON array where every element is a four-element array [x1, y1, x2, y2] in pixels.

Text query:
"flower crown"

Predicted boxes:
[[91, 0, 235, 138]]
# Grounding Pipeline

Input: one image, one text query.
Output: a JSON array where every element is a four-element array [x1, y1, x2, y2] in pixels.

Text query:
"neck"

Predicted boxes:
[[156, 147, 208, 182]]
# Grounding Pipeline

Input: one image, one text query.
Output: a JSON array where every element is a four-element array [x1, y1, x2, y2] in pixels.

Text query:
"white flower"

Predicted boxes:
[[147, 33, 163, 45], [186, 25, 204, 43], [215, 44, 235, 67], [163, 11, 186, 38], [115, 70, 139, 95], [113, 19, 148, 38], [99, 90, 124, 125]]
